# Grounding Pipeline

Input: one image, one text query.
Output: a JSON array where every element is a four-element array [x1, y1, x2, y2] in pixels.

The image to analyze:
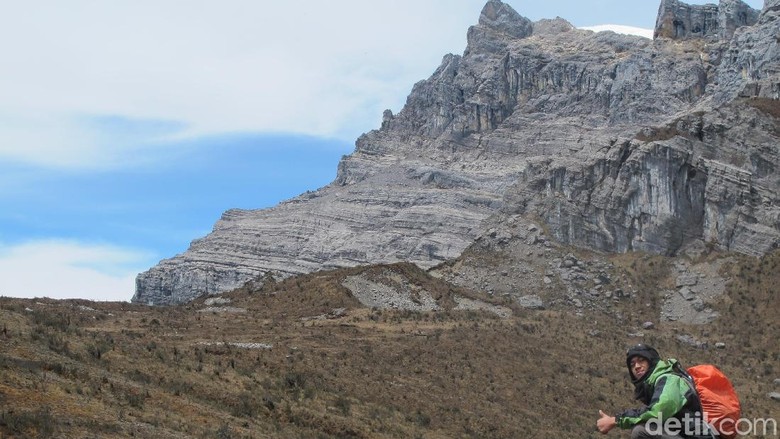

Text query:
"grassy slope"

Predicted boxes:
[[0, 252, 778, 438]]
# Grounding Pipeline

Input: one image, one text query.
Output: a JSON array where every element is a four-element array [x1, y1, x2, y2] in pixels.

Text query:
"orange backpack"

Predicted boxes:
[[686, 365, 742, 439]]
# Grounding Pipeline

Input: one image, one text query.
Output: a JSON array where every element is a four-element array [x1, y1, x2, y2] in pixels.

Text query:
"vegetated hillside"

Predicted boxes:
[[2, 251, 778, 438]]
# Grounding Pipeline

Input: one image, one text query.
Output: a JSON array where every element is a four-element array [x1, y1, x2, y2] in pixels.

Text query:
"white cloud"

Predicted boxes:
[[0, 0, 487, 170], [0, 240, 151, 302], [579, 25, 654, 39]]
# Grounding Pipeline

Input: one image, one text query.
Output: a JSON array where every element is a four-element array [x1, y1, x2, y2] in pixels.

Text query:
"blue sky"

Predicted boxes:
[[0, 0, 764, 301]]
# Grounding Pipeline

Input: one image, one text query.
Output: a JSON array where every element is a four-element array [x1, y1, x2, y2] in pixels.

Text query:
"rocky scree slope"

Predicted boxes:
[[134, 0, 779, 305]]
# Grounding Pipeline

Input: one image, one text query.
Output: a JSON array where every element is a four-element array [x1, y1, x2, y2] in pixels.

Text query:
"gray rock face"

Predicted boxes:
[[134, 0, 780, 305], [654, 0, 759, 40], [517, 295, 545, 310]]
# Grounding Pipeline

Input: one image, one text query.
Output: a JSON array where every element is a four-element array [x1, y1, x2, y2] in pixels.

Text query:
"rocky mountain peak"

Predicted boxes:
[[477, 0, 533, 39], [133, 0, 779, 305], [466, 0, 533, 55]]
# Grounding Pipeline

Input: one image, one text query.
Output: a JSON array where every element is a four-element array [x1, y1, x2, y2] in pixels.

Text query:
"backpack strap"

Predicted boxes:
[[670, 361, 703, 409], [671, 361, 695, 387]]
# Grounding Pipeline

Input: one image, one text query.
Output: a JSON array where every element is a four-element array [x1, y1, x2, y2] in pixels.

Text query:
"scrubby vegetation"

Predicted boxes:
[[0, 251, 777, 438]]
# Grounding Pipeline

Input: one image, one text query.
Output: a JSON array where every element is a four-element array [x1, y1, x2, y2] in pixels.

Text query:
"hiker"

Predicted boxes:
[[596, 344, 715, 438]]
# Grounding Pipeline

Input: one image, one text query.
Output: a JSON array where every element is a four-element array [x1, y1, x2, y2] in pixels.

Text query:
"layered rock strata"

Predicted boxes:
[[134, 0, 778, 305]]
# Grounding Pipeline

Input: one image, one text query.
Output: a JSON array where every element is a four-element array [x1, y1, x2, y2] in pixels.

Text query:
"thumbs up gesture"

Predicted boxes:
[[597, 410, 617, 434]]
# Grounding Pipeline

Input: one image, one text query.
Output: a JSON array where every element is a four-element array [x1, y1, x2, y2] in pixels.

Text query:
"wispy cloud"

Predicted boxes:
[[0, 1, 487, 171], [0, 240, 152, 301]]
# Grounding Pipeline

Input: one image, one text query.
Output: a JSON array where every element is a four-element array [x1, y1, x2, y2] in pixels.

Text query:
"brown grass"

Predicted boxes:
[[0, 252, 778, 438]]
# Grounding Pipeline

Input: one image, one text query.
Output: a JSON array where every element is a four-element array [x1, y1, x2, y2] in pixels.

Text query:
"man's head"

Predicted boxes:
[[626, 344, 660, 382]]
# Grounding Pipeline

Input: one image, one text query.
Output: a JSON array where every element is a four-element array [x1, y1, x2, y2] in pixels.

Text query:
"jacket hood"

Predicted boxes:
[[626, 344, 661, 383]]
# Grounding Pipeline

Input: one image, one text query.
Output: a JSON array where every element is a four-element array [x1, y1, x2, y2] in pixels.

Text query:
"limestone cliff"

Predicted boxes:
[[134, 0, 779, 305]]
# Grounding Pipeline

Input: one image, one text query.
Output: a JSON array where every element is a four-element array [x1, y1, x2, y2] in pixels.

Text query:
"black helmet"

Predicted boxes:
[[626, 344, 660, 381]]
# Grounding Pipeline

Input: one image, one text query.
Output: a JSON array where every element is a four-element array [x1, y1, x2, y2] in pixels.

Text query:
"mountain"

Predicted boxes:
[[3, 4, 778, 436], [133, 0, 779, 306]]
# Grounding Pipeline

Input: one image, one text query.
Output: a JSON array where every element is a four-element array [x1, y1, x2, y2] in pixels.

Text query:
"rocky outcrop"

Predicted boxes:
[[654, 0, 759, 40], [504, 101, 779, 256], [134, 0, 779, 305]]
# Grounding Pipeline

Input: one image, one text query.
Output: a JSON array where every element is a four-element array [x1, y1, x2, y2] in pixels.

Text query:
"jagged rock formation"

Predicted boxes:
[[134, 0, 779, 305], [654, 0, 760, 40]]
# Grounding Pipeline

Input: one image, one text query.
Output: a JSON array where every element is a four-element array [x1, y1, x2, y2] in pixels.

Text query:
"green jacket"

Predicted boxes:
[[616, 359, 699, 430]]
